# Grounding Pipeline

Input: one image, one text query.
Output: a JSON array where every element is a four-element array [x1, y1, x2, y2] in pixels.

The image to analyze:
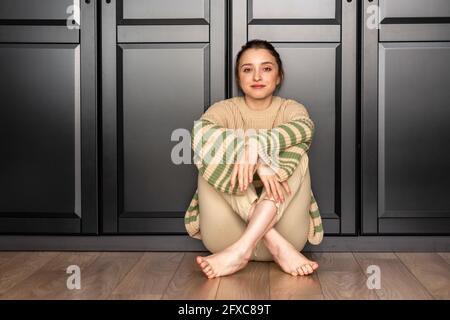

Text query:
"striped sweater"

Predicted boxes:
[[184, 96, 323, 245]]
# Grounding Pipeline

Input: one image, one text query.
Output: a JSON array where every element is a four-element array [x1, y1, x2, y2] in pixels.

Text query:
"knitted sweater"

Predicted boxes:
[[184, 95, 323, 245]]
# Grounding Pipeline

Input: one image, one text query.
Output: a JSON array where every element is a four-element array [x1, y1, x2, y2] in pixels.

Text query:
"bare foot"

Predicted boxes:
[[272, 240, 319, 276], [196, 244, 252, 279]]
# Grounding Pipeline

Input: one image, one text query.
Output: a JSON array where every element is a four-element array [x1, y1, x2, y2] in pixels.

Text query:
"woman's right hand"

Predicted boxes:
[[257, 163, 291, 203]]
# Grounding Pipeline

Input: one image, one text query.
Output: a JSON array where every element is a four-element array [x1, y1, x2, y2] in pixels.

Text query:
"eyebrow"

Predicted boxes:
[[240, 61, 274, 68]]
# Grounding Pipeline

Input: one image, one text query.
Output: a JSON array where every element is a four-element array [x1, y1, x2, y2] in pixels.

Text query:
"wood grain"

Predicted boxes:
[[269, 262, 323, 300], [396, 252, 450, 300], [0, 252, 99, 299], [311, 252, 379, 300], [53, 252, 143, 300], [108, 252, 184, 300], [162, 252, 220, 300], [0, 251, 60, 296], [216, 261, 270, 300], [354, 252, 433, 299], [437, 252, 450, 265]]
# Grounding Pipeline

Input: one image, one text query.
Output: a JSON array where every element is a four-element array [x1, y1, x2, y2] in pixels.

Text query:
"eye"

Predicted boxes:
[[243, 68, 251, 72], [263, 67, 272, 71]]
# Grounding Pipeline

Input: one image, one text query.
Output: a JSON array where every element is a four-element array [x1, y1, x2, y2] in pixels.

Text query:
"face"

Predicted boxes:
[[237, 48, 281, 99]]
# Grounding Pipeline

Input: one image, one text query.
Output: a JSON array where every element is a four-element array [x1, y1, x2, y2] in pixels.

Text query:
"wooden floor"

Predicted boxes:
[[0, 251, 448, 300]]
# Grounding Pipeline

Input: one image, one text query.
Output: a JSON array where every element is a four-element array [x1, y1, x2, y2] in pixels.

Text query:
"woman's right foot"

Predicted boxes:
[[271, 238, 319, 276], [196, 243, 252, 279]]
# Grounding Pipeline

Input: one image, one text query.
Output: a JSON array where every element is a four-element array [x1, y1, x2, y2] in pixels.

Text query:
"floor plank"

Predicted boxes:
[[0, 252, 100, 299], [396, 252, 450, 300], [353, 252, 433, 300], [108, 252, 184, 300], [437, 252, 450, 265], [0, 252, 20, 268], [216, 261, 270, 300], [0, 251, 60, 295], [162, 252, 220, 300], [269, 262, 323, 300], [311, 252, 379, 300], [53, 252, 143, 300]]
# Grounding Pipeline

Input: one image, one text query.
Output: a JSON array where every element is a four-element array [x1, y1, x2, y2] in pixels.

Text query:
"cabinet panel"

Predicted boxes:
[[0, 0, 97, 234], [362, 0, 450, 234], [233, 0, 357, 235], [102, 0, 226, 233], [0, 0, 75, 20]]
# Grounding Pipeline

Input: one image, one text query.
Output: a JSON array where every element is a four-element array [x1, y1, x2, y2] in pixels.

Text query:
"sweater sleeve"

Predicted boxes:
[[253, 100, 315, 182]]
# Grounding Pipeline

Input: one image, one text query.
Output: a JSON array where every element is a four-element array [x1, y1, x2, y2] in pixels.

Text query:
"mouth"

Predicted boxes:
[[251, 85, 266, 89]]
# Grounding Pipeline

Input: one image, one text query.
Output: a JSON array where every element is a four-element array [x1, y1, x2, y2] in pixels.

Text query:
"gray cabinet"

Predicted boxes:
[[101, 0, 227, 233], [231, 0, 358, 235], [362, 0, 450, 234], [0, 0, 448, 240], [0, 0, 97, 234]]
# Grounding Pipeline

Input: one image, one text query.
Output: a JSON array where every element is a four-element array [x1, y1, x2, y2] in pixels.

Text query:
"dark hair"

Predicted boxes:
[[234, 39, 284, 93]]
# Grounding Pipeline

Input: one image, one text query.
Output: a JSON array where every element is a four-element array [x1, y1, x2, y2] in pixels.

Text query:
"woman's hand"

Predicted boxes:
[[257, 163, 292, 203], [230, 138, 258, 192]]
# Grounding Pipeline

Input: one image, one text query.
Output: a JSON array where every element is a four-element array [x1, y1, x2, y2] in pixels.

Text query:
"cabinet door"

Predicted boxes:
[[101, 0, 226, 233], [231, 0, 357, 235], [362, 0, 450, 234], [0, 0, 98, 234]]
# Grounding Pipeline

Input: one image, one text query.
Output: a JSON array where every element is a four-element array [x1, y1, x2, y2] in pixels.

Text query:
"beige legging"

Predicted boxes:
[[198, 154, 311, 261]]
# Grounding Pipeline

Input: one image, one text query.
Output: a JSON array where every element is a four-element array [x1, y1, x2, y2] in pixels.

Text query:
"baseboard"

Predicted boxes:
[[0, 235, 449, 251]]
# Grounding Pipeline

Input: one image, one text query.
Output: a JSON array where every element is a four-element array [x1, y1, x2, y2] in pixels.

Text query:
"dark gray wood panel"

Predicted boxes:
[[102, 0, 226, 234], [249, 0, 337, 19], [122, 0, 209, 20], [362, 0, 450, 235], [274, 43, 339, 222], [119, 43, 207, 215], [380, 0, 450, 19], [0, 44, 81, 216], [233, 0, 357, 235], [379, 0, 450, 42], [0, 0, 97, 234], [0, 0, 75, 20], [378, 42, 450, 226]]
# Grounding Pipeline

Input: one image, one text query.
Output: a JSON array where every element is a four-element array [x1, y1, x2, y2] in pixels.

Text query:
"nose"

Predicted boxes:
[[253, 71, 261, 81]]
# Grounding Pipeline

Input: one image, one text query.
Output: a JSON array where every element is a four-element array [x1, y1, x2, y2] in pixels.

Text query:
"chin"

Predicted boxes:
[[245, 91, 272, 100]]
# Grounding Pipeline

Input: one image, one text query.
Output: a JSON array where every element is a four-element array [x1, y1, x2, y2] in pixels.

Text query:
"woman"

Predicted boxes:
[[192, 39, 320, 279]]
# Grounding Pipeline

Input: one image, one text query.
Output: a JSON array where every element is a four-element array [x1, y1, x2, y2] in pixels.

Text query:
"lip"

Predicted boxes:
[[251, 85, 266, 88]]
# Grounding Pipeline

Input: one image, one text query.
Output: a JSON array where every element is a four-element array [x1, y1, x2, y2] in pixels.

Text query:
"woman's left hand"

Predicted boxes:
[[230, 138, 258, 192]]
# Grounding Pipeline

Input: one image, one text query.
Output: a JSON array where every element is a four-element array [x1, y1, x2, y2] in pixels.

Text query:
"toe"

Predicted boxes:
[[305, 264, 314, 274], [297, 267, 304, 276], [301, 265, 309, 275], [291, 270, 298, 276], [312, 262, 319, 270]]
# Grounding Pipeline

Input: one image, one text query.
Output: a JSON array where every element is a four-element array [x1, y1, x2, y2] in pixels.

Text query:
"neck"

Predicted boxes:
[[243, 95, 273, 111]]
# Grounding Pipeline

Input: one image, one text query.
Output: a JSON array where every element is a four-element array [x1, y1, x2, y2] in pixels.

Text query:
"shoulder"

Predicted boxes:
[[205, 98, 236, 113], [200, 98, 236, 126], [280, 97, 310, 119]]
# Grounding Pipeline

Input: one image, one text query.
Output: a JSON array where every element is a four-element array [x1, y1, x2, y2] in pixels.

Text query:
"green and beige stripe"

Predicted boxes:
[[185, 116, 323, 245]]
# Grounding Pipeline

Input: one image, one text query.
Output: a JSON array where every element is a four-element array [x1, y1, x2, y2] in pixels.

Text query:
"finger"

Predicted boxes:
[[243, 163, 248, 190], [238, 163, 244, 191], [268, 178, 279, 202], [274, 180, 285, 203], [281, 181, 291, 197], [248, 164, 254, 184]]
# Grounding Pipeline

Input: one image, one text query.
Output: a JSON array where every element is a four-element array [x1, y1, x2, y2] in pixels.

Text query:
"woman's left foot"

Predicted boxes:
[[271, 239, 319, 276]]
